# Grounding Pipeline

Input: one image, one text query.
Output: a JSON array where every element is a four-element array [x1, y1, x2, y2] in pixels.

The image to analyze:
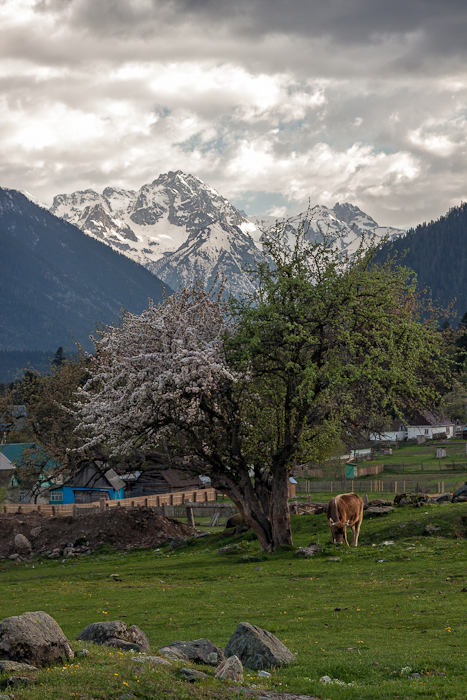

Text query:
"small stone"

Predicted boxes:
[[0, 661, 38, 673], [105, 639, 141, 652], [409, 673, 421, 678], [328, 557, 341, 562], [258, 670, 271, 677], [130, 655, 171, 666], [29, 527, 42, 538], [8, 554, 20, 561], [169, 537, 187, 551], [320, 675, 332, 683], [255, 566, 262, 571], [78, 649, 89, 657], [295, 545, 322, 557], [5, 676, 33, 687], [180, 667, 207, 682]]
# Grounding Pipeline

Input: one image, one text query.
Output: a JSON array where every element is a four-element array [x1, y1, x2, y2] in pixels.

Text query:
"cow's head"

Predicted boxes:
[[328, 518, 349, 545]]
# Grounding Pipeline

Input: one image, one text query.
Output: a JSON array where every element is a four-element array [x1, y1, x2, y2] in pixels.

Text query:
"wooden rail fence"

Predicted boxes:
[[2, 488, 217, 516]]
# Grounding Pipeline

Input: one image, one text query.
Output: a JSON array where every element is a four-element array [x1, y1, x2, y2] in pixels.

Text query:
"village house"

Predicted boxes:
[[370, 411, 455, 443], [48, 462, 125, 504]]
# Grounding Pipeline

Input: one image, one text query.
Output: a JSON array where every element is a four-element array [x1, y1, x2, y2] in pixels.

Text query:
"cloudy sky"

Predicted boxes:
[[1, 0, 467, 226]]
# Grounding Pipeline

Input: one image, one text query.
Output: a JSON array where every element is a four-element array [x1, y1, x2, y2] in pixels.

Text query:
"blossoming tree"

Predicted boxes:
[[76, 216, 449, 551]]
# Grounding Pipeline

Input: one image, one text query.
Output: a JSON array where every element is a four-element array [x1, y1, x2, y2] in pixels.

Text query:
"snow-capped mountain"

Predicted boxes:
[[51, 171, 404, 295], [250, 202, 403, 257], [51, 171, 260, 295]]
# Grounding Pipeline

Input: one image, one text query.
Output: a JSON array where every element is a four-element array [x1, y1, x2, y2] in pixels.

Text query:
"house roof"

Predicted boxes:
[[407, 411, 455, 428], [0, 443, 58, 470], [104, 468, 126, 491], [161, 469, 203, 489]]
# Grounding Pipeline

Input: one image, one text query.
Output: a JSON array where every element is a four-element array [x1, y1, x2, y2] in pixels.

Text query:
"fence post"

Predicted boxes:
[[352, 480, 354, 492], [52, 506, 55, 516], [162, 503, 167, 517], [331, 481, 333, 493], [395, 481, 397, 493], [185, 501, 195, 528], [73, 505, 77, 517], [100, 498, 105, 513]]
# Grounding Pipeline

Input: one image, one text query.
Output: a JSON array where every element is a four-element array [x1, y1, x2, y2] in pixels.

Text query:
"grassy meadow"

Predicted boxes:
[[2, 502, 467, 699]]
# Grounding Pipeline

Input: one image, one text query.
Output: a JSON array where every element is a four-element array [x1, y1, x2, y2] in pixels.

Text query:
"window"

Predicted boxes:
[[424, 429, 429, 435], [50, 491, 63, 502]]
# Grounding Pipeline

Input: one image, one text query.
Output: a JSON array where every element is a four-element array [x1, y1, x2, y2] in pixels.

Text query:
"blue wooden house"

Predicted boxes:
[[49, 463, 125, 504]]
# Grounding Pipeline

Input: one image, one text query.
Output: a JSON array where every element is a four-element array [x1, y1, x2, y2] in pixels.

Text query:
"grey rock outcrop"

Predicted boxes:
[[76, 621, 150, 652], [224, 622, 297, 670], [0, 611, 74, 667], [166, 639, 224, 666], [215, 655, 243, 681], [14, 534, 32, 555]]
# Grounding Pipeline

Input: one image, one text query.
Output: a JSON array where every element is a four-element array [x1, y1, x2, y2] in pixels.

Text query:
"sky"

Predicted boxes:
[[1, 0, 467, 227]]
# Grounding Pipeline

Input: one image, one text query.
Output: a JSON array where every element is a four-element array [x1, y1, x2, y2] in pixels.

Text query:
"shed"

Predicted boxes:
[[49, 463, 125, 504], [128, 468, 204, 498]]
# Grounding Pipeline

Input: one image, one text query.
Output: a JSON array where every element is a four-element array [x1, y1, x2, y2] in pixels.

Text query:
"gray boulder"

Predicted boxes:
[[105, 639, 141, 652], [76, 621, 150, 652], [166, 639, 224, 666], [435, 493, 451, 503], [0, 611, 74, 667], [158, 646, 190, 662], [224, 622, 297, 670], [180, 667, 207, 682], [452, 482, 467, 502], [14, 534, 32, 555], [215, 655, 243, 681]]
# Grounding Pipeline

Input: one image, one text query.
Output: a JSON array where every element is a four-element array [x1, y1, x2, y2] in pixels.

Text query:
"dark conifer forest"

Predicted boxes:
[[377, 202, 467, 320]]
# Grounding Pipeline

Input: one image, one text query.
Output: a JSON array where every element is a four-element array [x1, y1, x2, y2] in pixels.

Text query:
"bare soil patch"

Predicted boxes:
[[0, 507, 197, 558]]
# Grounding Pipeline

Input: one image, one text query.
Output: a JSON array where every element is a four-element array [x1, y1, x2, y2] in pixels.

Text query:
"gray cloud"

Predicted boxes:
[[0, 0, 466, 227]]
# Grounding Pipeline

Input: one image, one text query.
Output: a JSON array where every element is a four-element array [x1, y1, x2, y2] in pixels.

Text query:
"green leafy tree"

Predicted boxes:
[[76, 215, 450, 551], [0, 353, 89, 501]]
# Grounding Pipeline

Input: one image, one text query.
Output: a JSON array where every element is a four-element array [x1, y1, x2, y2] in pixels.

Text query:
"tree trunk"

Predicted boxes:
[[211, 467, 293, 552], [270, 466, 293, 548]]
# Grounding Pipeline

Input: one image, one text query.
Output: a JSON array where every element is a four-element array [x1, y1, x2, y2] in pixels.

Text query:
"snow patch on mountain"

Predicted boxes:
[[50, 172, 405, 296]]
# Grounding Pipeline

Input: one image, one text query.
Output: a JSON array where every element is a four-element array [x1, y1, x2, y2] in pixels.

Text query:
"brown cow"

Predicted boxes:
[[326, 492, 364, 546]]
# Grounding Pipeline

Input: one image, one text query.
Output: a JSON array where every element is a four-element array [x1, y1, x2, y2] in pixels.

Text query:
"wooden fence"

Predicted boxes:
[[2, 488, 217, 516], [296, 480, 462, 494]]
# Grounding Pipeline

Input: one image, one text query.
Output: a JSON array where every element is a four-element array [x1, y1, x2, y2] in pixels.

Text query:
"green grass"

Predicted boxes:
[[2, 504, 467, 699]]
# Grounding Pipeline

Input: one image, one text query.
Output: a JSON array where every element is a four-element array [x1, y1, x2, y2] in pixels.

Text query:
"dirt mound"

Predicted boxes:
[[0, 507, 197, 558]]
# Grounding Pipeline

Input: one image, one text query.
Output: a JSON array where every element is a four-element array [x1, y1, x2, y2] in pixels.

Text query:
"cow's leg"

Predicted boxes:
[[344, 527, 349, 546], [352, 519, 362, 546]]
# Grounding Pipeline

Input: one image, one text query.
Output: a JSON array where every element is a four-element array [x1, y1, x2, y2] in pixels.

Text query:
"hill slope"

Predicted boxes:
[[376, 202, 467, 319], [0, 188, 171, 351]]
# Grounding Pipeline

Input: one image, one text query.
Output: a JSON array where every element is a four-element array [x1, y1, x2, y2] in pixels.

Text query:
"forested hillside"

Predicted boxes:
[[377, 202, 467, 320], [0, 188, 172, 352]]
